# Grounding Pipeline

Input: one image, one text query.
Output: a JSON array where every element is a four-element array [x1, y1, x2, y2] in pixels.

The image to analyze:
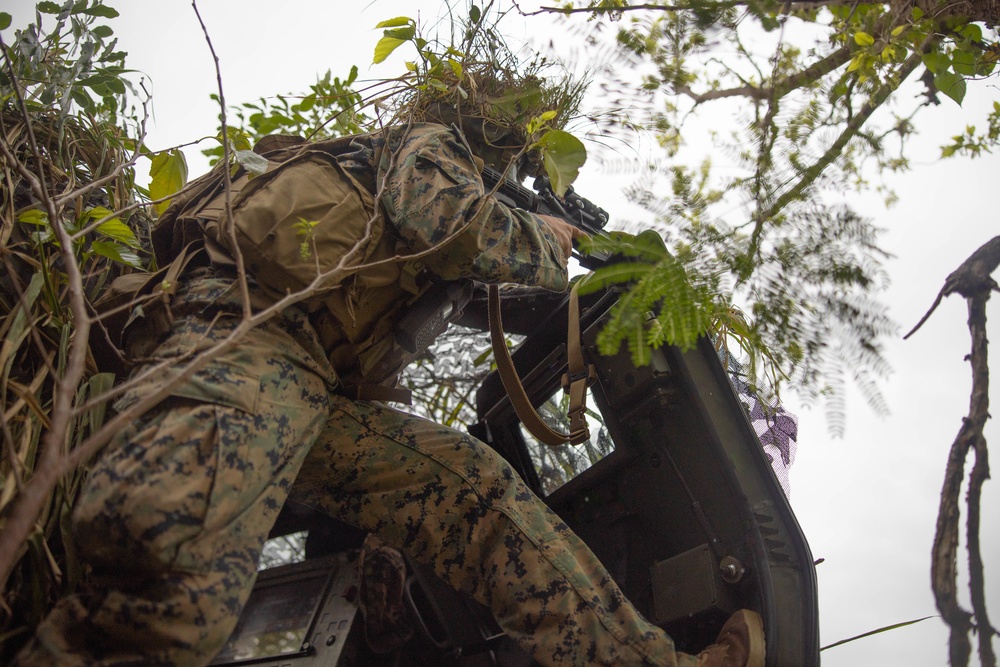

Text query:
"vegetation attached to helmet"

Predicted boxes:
[[373, 8, 589, 194]]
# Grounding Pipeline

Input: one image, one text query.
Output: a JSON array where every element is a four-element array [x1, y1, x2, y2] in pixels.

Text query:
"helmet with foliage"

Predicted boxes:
[[375, 8, 587, 187]]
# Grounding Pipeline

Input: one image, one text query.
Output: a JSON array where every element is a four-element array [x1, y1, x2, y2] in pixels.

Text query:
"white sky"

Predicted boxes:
[[4, 1, 999, 665]]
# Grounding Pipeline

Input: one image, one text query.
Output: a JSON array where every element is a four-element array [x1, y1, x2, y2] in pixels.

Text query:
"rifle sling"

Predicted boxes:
[[488, 284, 594, 447]]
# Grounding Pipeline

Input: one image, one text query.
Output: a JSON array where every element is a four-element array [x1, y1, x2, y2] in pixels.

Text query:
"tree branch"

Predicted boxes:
[[676, 45, 852, 104], [516, 0, 859, 17], [741, 48, 924, 276], [909, 235, 998, 667], [904, 235, 1000, 339]]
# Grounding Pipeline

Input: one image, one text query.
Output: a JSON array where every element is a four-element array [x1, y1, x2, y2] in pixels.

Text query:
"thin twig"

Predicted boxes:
[[191, 0, 252, 319]]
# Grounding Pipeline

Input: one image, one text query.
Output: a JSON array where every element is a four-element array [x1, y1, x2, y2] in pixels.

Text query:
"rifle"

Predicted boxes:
[[376, 170, 611, 391], [480, 166, 611, 269]]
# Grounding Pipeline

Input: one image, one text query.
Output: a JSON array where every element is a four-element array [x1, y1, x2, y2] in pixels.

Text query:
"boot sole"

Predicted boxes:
[[736, 610, 766, 667]]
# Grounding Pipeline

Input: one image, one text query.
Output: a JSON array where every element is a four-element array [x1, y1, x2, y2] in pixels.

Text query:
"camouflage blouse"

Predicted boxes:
[[335, 122, 569, 292]]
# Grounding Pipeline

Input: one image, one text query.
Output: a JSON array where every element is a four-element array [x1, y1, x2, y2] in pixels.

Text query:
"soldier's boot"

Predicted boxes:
[[693, 610, 765, 667]]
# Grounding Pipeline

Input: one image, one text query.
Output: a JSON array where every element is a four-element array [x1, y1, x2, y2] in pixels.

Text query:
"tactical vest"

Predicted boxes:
[[150, 134, 440, 395]]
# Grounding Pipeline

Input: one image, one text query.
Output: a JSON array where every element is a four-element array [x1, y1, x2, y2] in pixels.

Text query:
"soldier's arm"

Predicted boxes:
[[378, 124, 569, 291]]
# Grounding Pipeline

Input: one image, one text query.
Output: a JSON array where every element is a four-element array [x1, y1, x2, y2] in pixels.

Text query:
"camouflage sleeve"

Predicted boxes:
[[378, 123, 568, 291]]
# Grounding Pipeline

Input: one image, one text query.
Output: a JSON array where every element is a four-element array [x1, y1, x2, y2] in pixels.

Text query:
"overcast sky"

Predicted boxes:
[[4, 1, 999, 665]]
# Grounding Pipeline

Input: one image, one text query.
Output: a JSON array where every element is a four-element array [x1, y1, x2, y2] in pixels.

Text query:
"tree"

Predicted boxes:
[[516, 1, 998, 664]]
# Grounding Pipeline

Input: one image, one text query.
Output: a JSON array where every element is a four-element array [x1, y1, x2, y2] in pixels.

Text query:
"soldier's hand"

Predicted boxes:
[[537, 214, 588, 260]]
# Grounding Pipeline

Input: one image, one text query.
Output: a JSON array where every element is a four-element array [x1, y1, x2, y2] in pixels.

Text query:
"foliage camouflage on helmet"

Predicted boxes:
[[373, 8, 588, 187]]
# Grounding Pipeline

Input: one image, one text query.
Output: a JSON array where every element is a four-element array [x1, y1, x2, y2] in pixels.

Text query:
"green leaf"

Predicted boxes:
[[854, 32, 875, 47], [470, 5, 481, 23], [960, 23, 983, 41], [373, 36, 408, 64], [580, 230, 669, 265], [105, 77, 126, 95], [36, 2, 61, 14], [952, 49, 978, 75], [86, 373, 116, 428], [375, 16, 413, 28], [536, 129, 587, 197], [628, 229, 671, 259], [922, 51, 951, 75], [934, 70, 967, 105], [82, 4, 120, 18], [296, 95, 315, 112], [0, 13, 11, 30], [149, 149, 189, 214], [28, 229, 54, 245], [5, 273, 44, 369], [91, 209, 140, 247], [91, 240, 143, 269], [17, 209, 49, 225], [226, 127, 253, 152], [630, 324, 652, 366], [91, 25, 113, 38], [384, 26, 416, 41], [235, 149, 269, 177], [577, 262, 654, 295]]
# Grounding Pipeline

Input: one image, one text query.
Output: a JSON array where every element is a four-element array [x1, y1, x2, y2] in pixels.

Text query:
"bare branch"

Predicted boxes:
[[910, 235, 999, 667], [905, 236, 1000, 339]]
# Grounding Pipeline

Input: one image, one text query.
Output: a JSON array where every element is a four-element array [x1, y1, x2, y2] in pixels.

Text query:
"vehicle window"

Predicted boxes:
[[259, 531, 306, 570], [519, 386, 615, 495]]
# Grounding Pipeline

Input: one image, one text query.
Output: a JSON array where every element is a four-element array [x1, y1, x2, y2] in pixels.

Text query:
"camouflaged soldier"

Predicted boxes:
[[16, 108, 765, 665]]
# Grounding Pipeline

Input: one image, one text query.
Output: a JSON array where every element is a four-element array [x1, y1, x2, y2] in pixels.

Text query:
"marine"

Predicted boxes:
[[15, 90, 765, 666]]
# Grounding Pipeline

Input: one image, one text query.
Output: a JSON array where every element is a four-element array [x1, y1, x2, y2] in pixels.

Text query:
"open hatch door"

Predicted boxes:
[[469, 286, 820, 666]]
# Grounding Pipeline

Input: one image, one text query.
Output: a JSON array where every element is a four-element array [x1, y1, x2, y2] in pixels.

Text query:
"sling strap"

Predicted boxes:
[[488, 283, 595, 447]]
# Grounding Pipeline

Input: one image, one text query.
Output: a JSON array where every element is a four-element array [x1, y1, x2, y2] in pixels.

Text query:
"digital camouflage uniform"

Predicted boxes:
[[16, 124, 689, 667]]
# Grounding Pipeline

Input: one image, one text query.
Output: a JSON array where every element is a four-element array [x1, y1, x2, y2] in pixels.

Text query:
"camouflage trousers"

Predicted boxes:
[[290, 397, 692, 667], [17, 270, 690, 667], [14, 272, 334, 667]]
